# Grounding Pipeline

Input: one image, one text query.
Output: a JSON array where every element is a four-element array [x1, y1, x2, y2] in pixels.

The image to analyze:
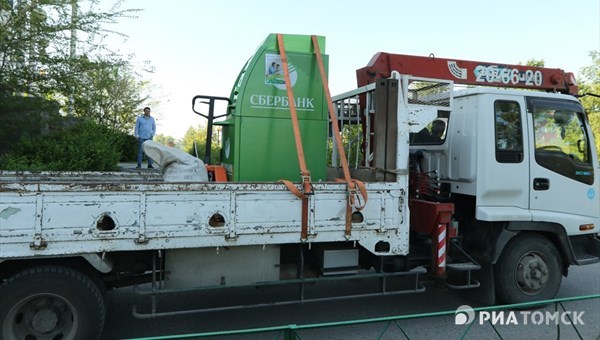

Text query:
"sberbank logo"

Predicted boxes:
[[265, 53, 297, 90]]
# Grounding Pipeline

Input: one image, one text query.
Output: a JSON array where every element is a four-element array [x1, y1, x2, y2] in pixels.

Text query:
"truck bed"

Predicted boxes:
[[0, 171, 409, 259]]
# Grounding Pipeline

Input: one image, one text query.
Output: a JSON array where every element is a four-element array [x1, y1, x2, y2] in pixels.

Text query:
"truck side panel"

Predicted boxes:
[[0, 181, 408, 258]]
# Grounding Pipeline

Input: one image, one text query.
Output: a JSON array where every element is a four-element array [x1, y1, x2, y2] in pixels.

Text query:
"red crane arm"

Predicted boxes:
[[356, 52, 578, 95]]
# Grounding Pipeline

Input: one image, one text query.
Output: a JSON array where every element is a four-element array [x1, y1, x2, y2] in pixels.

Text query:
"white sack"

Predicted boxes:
[[142, 140, 209, 182]]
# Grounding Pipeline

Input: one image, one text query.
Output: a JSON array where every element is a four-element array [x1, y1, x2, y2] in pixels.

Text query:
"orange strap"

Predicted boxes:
[[277, 34, 312, 240], [277, 33, 312, 195], [312, 35, 368, 236], [279, 180, 310, 239], [279, 180, 304, 199], [335, 178, 368, 211], [311, 35, 352, 186]]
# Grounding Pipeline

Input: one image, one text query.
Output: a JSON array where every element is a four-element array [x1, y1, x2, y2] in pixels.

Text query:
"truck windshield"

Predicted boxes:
[[529, 97, 594, 185]]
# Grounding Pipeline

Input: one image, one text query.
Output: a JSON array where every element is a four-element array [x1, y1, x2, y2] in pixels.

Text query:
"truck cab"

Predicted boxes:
[[410, 87, 600, 302], [416, 88, 599, 227]]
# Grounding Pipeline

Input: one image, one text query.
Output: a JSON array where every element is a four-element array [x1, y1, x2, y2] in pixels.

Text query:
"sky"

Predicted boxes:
[[102, 0, 600, 139]]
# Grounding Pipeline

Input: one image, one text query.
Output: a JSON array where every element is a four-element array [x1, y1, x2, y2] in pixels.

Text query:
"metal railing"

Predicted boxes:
[[330, 83, 375, 168], [127, 294, 600, 340]]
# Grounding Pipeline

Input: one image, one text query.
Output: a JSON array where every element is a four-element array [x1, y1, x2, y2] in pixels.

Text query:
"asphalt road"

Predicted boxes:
[[101, 263, 600, 340]]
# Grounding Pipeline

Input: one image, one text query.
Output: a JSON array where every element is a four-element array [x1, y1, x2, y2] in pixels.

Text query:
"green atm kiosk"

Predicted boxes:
[[215, 34, 329, 182]]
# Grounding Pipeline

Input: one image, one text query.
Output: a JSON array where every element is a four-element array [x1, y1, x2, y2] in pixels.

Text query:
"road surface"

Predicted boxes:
[[102, 263, 600, 339]]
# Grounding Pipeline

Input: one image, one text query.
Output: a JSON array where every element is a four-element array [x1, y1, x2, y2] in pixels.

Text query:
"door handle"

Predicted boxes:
[[533, 178, 550, 191]]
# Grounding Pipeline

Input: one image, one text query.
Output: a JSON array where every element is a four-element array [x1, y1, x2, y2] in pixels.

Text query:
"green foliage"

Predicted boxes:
[[495, 101, 522, 150], [116, 132, 138, 162], [578, 51, 600, 157], [49, 56, 149, 133], [523, 59, 545, 67], [181, 124, 221, 164], [590, 113, 600, 155], [580, 51, 600, 84], [154, 133, 178, 147], [1, 120, 122, 171], [0, 1, 151, 170], [587, 112, 600, 158], [1, 0, 136, 94], [0, 95, 60, 155], [327, 124, 364, 166], [0, 0, 149, 133]]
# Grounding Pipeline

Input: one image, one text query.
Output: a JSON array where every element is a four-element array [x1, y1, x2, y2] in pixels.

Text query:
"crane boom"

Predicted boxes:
[[357, 52, 578, 95]]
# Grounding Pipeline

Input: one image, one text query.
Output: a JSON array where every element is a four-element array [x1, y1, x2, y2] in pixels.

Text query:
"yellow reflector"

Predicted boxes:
[[579, 224, 595, 231]]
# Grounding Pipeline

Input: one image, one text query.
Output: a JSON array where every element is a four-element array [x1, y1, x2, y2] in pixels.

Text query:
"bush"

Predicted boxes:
[[116, 133, 138, 162], [0, 96, 61, 156], [1, 120, 123, 171]]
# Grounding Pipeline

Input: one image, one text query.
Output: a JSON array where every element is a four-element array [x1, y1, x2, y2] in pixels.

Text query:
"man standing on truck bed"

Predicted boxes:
[[134, 106, 156, 169]]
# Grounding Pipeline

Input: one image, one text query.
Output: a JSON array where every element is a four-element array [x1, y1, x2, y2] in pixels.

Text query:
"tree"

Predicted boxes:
[[519, 55, 599, 158], [523, 59, 545, 67], [0, 0, 153, 170], [154, 133, 178, 147], [0, 0, 147, 131], [181, 124, 221, 164], [578, 51, 600, 158], [49, 55, 149, 132], [2, 0, 128, 94]]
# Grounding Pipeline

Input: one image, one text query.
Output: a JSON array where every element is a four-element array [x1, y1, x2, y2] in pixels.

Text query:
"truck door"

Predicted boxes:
[[476, 95, 531, 221], [527, 97, 599, 232]]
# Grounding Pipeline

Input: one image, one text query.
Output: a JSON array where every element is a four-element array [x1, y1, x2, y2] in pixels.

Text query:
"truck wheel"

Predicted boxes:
[[495, 233, 562, 304], [0, 266, 105, 340]]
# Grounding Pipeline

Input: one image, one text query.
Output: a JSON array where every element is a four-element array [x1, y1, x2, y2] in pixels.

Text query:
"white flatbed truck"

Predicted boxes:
[[1, 34, 599, 339]]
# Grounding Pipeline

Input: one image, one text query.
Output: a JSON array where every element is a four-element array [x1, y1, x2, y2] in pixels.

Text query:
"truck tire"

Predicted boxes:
[[495, 233, 562, 304], [0, 266, 105, 340]]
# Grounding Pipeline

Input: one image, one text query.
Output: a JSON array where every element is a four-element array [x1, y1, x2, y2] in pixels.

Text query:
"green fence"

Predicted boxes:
[[128, 294, 600, 340]]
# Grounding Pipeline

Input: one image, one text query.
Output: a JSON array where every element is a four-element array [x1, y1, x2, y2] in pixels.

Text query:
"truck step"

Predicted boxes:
[[410, 266, 428, 274], [575, 254, 600, 265], [446, 262, 481, 271], [446, 279, 481, 290]]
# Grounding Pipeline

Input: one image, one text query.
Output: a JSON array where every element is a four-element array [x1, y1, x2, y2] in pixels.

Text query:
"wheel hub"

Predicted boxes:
[[31, 307, 59, 334], [516, 252, 549, 294], [4, 293, 77, 340]]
